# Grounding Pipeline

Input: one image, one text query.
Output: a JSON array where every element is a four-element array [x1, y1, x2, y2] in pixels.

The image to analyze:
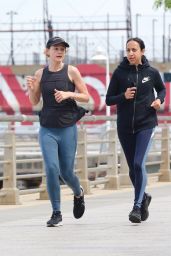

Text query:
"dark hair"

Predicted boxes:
[[126, 37, 145, 50]]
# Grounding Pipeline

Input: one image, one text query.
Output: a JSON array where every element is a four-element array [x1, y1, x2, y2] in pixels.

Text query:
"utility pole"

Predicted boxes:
[[107, 13, 110, 57], [48, 19, 53, 38], [126, 0, 132, 39], [6, 10, 17, 65], [75, 34, 79, 65], [43, 0, 53, 46], [84, 36, 87, 64], [152, 19, 157, 61], [168, 24, 171, 62], [43, 0, 53, 63], [43, 0, 48, 46], [163, 7, 166, 63]]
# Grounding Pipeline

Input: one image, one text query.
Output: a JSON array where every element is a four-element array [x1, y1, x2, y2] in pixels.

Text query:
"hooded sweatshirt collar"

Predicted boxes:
[[118, 55, 150, 71]]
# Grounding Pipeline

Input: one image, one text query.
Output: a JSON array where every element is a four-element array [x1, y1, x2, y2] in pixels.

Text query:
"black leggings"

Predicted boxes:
[[118, 128, 154, 207]]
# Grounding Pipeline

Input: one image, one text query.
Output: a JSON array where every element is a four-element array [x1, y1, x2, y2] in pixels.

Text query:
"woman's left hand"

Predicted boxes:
[[54, 89, 71, 103], [151, 99, 161, 110]]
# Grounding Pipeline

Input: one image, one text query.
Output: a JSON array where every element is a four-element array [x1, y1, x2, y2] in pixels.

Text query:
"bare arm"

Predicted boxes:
[[26, 68, 43, 105], [68, 65, 89, 102], [54, 65, 89, 103]]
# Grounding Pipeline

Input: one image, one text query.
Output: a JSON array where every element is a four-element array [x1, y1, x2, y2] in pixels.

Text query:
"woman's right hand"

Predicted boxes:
[[26, 76, 36, 91], [124, 87, 137, 99], [26, 69, 42, 105]]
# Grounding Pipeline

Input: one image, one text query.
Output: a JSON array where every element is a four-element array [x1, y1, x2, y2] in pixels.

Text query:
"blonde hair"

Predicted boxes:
[[44, 48, 50, 57], [43, 47, 67, 57]]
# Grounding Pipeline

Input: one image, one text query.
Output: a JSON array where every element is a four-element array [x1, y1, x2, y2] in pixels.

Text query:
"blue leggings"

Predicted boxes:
[[118, 128, 154, 207], [39, 125, 81, 211]]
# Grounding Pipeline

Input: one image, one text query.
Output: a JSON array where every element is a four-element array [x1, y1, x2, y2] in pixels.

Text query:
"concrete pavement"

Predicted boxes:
[[0, 183, 171, 256]]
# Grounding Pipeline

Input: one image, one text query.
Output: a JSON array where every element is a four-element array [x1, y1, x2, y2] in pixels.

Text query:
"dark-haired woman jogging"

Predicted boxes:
[[106, 37, 166, 223]]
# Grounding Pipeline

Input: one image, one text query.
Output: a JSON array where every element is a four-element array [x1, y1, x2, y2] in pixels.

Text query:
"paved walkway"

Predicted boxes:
[[0, 182, 171, 256]]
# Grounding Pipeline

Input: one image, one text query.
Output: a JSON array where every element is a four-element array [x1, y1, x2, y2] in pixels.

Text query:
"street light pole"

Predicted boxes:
[[152, 19, 157, 62], [168, 24, 171, 62], [162, 7, 166, 63], [6, 10, 17, 65], [91, 47, 111, 128], [105, 54, 110, 117]]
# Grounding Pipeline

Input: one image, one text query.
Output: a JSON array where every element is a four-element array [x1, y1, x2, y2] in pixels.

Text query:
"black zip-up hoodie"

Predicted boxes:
[[106, 56, 166, 134]]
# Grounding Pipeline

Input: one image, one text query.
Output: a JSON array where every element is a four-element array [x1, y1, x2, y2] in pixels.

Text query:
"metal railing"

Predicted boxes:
[[0, 114, 170, 205]]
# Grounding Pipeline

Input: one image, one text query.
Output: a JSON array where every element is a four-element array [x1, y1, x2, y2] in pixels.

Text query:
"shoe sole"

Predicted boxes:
[[47, 221, 63, 227], [73, 207, 85, 219], [129, 214, 141, 223], [141, 195, 152, 221]]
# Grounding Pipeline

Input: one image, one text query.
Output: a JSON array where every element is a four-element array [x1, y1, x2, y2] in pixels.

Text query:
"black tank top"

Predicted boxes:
[[39, 64, 78, 128]]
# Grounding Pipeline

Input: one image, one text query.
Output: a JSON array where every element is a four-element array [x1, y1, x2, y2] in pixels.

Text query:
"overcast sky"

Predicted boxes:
[[0, 0, 171, 64], [0, 0, 166, 21]]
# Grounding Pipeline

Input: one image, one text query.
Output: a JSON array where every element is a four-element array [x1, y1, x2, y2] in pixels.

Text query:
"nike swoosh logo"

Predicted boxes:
[[142, 77, 150, 83]]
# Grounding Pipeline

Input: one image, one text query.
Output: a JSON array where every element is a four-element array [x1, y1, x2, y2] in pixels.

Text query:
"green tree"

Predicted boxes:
[[154, 0, 171, 9]]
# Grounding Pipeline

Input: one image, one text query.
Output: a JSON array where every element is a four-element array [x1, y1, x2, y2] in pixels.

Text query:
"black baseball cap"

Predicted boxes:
[[46, 36, 69, 48]]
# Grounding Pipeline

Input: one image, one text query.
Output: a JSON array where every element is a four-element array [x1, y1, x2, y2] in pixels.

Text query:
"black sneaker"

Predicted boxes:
[[141, 193, 152, 221], [129, 206, 141, 223], [73, 186, 85, 219], [47, 211, 63, 227]]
